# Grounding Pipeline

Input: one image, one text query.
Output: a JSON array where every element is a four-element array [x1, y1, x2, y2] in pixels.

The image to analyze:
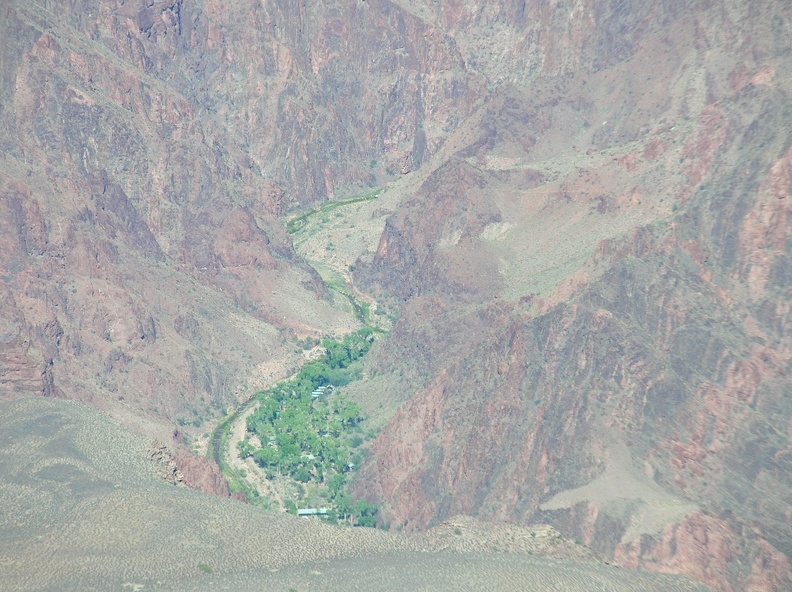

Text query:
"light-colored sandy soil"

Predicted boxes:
[[541, 444, 699, 543], [224, 397, 291, 509], [0, 397, 714, 592]]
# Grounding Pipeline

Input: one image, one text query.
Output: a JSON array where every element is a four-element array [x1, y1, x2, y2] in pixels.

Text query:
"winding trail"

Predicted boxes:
[[211, 191, 390, 504], [225, 396, 291, 509]]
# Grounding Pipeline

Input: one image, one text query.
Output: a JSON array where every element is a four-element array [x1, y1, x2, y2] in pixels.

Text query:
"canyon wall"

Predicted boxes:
[[353, 2, 792, 590], [1, 1, 790, 589]]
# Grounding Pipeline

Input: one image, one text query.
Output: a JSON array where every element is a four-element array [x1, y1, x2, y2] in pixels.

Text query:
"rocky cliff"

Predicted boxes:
[[0, 0, 367, 455], [1, 1, 790, 590], [0, 0, 493, 431], [352, 2, 792, 591]]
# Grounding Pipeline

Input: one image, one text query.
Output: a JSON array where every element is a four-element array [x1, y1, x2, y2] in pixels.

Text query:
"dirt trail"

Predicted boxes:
[[223, 360, 323, 510], [225, 392, 292, 509]]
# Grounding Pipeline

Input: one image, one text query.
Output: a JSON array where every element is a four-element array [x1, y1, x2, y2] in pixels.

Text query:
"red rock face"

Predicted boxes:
[[1, 0, 791, 587], [352, 2, 792, 591], [0, 1, 361, 447], [173, 452, 231, 498], [0, 0, 492, 501], [615, 512, 792, 592]]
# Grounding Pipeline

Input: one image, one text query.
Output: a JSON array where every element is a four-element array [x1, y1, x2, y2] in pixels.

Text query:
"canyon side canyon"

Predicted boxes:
[[1, 1, 791, 590]]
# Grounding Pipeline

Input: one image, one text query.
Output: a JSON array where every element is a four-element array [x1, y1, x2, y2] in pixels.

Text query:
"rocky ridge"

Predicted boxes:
[[1, 1, 790, 590], [350, 2, 792, 591]]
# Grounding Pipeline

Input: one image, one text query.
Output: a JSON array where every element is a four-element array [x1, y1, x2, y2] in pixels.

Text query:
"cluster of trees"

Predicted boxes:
[[238, 328, 378, 525], [240, 391, 362, 479], [299, 327, 374, 387]]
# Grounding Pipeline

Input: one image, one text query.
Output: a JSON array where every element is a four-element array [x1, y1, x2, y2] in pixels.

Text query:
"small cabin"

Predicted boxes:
[[312, 385, 329, 398], [297, 507, 329, 517]]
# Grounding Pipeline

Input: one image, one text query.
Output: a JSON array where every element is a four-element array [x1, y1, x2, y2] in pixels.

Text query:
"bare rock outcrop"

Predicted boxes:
[[172, 452, 232, 498], [146, 441, 185, 486], [353, 2, 792, 591]]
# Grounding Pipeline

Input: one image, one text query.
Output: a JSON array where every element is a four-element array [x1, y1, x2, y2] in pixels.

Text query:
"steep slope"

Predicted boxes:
[[353, 2, 792, 591], [2, 1, 790, 590], [0, 0, 497, 445], [0, 0, 374, 447], [0, 397, 716, 592]]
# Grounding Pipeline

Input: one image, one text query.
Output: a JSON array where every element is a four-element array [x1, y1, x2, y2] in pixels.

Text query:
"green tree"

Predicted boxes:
[[328, 472, 346, 496], [352, 500, 379, 527], [237, 439, 254, 459], [252, 446, 278, 468], [335, 493, 352, 521], [294, 467, 312, 483]]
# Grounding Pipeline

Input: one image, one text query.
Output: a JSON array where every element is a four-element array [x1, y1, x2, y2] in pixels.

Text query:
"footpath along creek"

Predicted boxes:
[[210, 327, 381, 522], [208, 193, 390, 525]]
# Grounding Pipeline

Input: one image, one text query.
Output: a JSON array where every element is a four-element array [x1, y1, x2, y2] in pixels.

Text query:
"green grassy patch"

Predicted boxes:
[[212, 329, 381, 526], [286, 188, 383, 234]]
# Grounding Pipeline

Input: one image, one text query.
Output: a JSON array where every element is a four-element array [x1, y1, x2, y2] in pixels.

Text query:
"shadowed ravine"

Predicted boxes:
[[0, 0, 790, 590]]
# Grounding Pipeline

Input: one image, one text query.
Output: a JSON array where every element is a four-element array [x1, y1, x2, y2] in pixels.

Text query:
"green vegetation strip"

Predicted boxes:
[[321, 270, 372, 327], [286, 188, 382, 234], [212, 328, 380, 526], [210, 400, 261, 502]]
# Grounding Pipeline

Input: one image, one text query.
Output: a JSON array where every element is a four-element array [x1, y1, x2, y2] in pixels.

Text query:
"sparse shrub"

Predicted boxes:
[[197, 562, 213, 574], [352, 500, 379, 527], [294, 467, 312, 483]]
